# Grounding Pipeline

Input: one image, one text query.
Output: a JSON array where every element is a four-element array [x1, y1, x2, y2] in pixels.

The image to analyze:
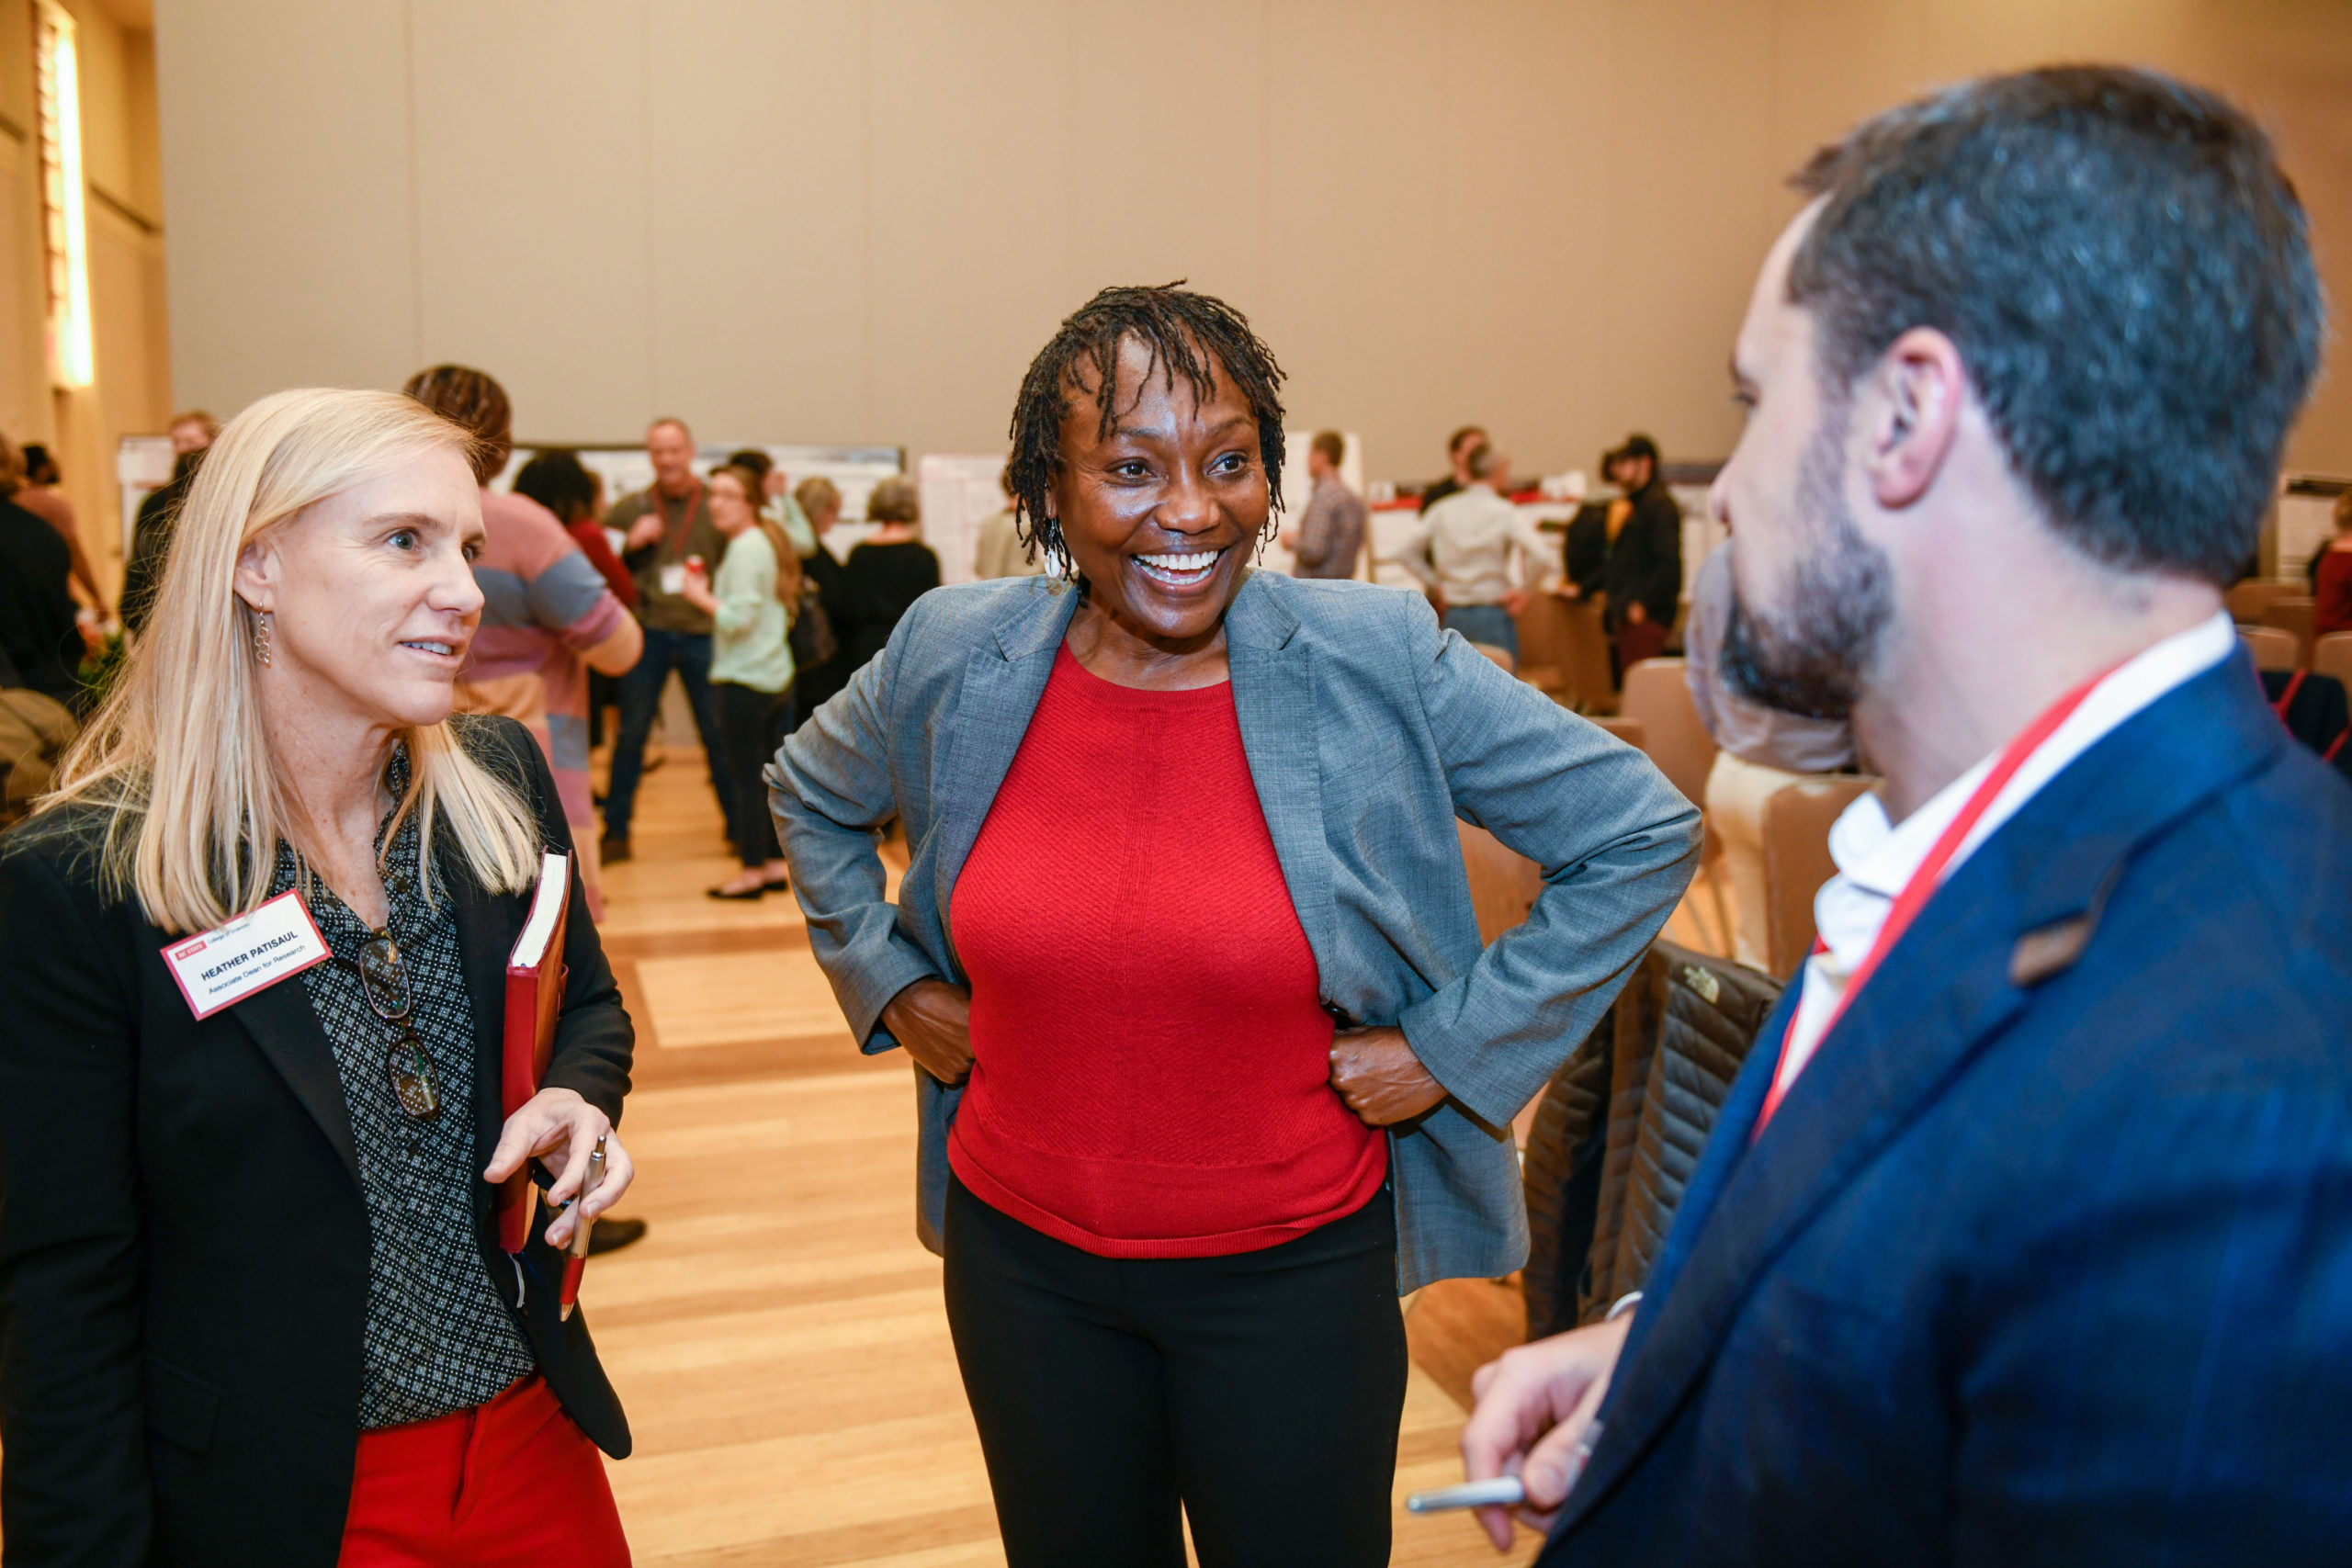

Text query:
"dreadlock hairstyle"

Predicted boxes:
[[1004, 283, 1287, 579], [401, 364, 510, 484]]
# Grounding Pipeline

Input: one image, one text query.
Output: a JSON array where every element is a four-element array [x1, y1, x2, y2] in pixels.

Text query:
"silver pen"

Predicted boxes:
[[1408, 1420, 1606, 1514], [1406, 1476, 1525, 1513]]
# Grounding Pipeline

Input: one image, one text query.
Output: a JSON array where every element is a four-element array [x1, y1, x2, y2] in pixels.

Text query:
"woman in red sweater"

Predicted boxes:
[[774, 287, 1700, 1567]]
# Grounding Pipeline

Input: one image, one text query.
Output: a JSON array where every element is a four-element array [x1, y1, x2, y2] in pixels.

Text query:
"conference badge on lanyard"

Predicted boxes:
[[162, 889, 332, 1020]]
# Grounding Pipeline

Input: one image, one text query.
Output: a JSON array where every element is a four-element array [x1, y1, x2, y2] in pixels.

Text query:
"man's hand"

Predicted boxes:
[[1328, 1025, 1447, 1125], [1500, 589, 1531, 618], [483, 1087, 634, 1251], [1555, 582, 1582, 602], [1459, 1315, 1633, 1550], [624, 513, 667, 552], [880, 978, 975, 1087], [1625, 601, 1647, 626]]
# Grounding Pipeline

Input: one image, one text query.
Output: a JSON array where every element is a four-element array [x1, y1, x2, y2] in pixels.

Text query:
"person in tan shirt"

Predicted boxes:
[[972, 468, 1043, 580]]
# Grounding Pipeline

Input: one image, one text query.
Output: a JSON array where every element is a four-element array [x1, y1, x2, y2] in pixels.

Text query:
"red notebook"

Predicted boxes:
[[497, 849, 571, 1254]]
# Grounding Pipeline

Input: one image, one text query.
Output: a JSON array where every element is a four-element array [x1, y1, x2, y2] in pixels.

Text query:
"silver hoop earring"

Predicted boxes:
[[253, 609, 273, 667]]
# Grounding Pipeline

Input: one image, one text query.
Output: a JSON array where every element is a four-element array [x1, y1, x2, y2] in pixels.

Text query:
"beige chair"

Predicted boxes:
[[1761, 775, 1880, 981], [1521, 596, 1617, 712], [1457, 818, 1552, 1157], [2261, 597, 2316, 668], [1616, 658, 1733, 951], [1470, 642, 1517, 673], [2314, 632, 2352, 693], [2241, 626, 2299, 672], [1616, 659, 1717, 810], [1456, 820, 1544, 947], [2226, 578, 2303, 625], [1514, 592, 1569, 694], [1588, 714, 1645, 750]]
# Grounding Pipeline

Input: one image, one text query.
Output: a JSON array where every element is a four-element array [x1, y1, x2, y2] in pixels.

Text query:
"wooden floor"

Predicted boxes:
[[584, 742, 1617, 1564]]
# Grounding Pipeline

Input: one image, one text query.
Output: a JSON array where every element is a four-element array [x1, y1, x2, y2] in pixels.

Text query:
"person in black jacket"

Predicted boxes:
[[0, 490, 84, 705], [836, 474, 941, 674], [120, 446, 206, 636], [0, 389, 637, 1566], [1598, 434, 1683, 671], [787, 474, 855, 728]]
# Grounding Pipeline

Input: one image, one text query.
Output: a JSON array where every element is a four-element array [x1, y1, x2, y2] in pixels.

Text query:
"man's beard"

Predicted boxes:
[[1720, 410, 1894, 721]]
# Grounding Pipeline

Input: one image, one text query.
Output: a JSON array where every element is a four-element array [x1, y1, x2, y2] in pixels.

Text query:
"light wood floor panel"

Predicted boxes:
[[633, 949, 853, 1045]]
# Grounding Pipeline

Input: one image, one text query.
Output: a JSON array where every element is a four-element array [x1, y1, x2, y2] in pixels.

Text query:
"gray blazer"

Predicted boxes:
[[768, 570, 1700, 1292]]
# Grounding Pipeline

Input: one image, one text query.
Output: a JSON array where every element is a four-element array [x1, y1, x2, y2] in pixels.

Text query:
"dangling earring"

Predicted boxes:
[[253, 608, 273, 667]]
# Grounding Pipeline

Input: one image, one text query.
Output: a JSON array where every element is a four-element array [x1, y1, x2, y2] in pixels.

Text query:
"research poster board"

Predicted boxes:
[[116, 434, 177, 558], [920, 453, 1009, 585]]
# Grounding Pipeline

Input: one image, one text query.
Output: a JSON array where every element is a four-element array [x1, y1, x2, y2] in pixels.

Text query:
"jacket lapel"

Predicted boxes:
[[1556, 655, 2290, 1535], [1224, 575, 1340, 981], [930, 582, 1080, 975], [231, 970, 363, 1187]]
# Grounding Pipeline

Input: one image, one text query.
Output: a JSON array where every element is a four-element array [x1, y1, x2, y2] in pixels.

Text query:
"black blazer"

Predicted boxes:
[[1562, 504, 1609, 599], [0, 498, 81, 706], [0, 716, 633, 1567], [1600, 480, 1683, 631]]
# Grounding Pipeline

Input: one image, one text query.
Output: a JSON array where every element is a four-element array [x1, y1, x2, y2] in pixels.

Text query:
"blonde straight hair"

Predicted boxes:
[[40, 388, 541, 933]]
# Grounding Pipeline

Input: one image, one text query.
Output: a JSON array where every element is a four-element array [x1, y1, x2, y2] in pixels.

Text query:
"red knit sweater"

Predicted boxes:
[[947, 647, 1387, 1257]]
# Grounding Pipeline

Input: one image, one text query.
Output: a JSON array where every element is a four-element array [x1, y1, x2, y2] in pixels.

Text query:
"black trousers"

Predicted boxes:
[[711, 680, 792, 866], [943, 1176, 1407, 1568]]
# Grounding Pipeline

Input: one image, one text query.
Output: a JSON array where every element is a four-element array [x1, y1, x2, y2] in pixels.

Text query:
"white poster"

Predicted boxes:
[[920, 453, 1011, 585], [1261, 430, 1363, 578]]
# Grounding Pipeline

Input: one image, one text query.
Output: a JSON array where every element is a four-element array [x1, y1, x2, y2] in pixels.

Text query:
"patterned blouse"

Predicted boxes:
[[273, 748, 536, 1428]]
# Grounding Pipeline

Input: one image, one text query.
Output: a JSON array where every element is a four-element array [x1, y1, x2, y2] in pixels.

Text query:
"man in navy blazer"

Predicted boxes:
[[1459, 65, 2352, 1563]]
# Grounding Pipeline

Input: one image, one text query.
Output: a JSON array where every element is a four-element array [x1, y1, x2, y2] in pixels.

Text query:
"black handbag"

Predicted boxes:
[[788, 579, 838, 671]]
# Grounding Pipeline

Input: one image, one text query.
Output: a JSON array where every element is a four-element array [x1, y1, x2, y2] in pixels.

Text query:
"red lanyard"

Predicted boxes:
[[659, 477, 703, 555], [1753, 662, 2122, 1134]]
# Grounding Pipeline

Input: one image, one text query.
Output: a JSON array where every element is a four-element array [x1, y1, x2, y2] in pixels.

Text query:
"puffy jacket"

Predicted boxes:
[[1522, 941, 1783, 1338]]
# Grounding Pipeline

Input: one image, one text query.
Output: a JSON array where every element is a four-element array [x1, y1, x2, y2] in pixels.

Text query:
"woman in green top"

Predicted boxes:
[[680, 464, 797, 899]]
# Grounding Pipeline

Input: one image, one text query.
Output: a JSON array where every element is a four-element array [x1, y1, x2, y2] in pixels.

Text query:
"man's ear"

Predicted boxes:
[[1862, 327, 1965, 511], [232, 535, 279, 615]]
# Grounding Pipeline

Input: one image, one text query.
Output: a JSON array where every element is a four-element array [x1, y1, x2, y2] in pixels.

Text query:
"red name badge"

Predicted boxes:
[[163, 889, 332, 1020]]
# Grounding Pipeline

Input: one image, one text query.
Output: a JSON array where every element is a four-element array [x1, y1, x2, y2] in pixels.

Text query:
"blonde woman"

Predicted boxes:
[[0, 389, 637, 1564]]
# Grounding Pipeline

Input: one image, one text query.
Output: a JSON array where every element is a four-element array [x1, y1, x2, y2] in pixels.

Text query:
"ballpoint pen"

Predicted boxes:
[[1406, 1476, 1525, 1513], [1407, 1421, 1605, 1514], [559, 1133, 605, 1322]]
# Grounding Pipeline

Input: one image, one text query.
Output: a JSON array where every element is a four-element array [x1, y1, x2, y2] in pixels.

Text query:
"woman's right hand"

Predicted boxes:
[[880, 978, 974, 1086]]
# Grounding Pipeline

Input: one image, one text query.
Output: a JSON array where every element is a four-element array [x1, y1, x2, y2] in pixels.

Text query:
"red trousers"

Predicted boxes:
[[338, 1376, 630, 1568]]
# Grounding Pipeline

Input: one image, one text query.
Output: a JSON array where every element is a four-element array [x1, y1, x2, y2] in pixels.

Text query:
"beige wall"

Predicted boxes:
[[156, 0, 2350, 487]]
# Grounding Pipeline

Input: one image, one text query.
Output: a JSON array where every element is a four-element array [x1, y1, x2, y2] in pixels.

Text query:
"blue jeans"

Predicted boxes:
[[1442, 604, 1519, 660], [603, 627, 724, 840]]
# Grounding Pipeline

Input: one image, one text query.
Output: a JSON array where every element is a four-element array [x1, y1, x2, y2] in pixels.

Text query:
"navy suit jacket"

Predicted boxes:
[[1541, 654, 2352, 1565]]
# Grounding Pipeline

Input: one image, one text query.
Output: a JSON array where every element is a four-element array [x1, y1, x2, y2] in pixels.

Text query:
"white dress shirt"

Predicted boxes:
[[1770, 612, 2239, 1109], [1391, 482, 1555, 605]]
